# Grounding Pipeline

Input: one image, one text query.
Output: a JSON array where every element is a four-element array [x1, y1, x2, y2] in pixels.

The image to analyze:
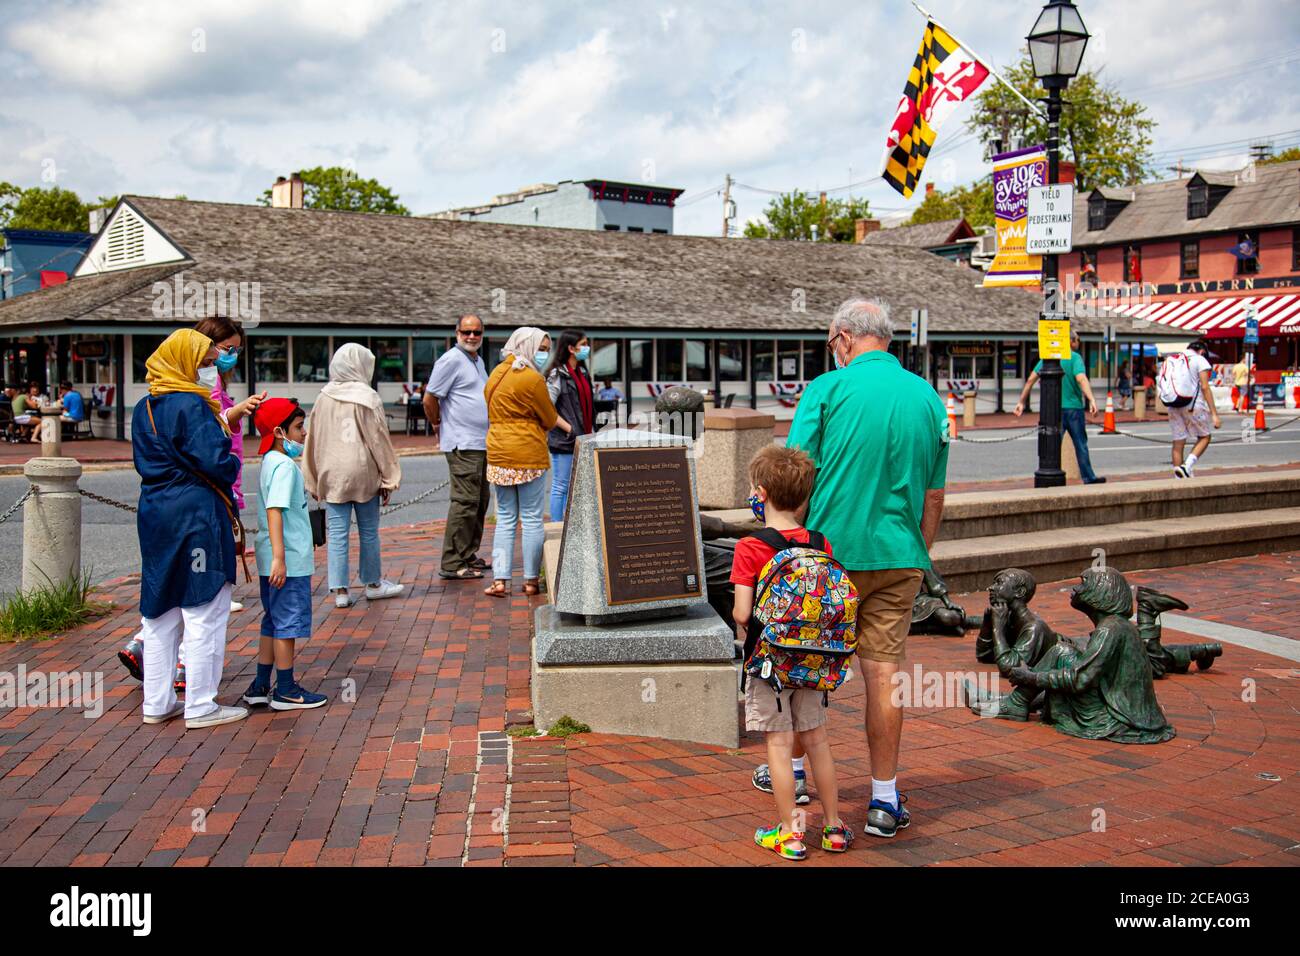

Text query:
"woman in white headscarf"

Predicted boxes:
[[483, 327, 571, 598], [303, 342, 404, 608]]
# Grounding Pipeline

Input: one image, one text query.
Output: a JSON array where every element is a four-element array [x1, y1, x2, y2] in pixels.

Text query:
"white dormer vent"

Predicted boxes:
[[104, 207, 146, 266]]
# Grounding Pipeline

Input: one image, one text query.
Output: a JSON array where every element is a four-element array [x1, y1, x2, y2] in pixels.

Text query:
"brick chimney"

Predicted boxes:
[[271, 174, 305, 209], [855, 218, 882, 243], [925, 182, 935, 195], [1057, 162, 1077, 185]]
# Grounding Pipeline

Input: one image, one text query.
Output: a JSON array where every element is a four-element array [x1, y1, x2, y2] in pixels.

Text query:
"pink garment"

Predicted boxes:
[[212, 378, 245, 508]]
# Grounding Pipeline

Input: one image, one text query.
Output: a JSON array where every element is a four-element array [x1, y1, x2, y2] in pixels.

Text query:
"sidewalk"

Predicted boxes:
[[0, 522, 1296, 867]]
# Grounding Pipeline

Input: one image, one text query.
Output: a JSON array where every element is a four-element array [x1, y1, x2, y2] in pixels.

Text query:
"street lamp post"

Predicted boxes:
[[1027, 0, 1089, 488]]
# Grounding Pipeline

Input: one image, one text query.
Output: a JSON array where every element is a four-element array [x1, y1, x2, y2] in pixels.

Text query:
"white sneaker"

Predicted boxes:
[[334, 591, 357, 608], [1173, 465, 1188, 478], [365, 580, 404, 601], [142, 702, 185, 724], [185, 705, 249, 729], [230, 600, 244, 612]]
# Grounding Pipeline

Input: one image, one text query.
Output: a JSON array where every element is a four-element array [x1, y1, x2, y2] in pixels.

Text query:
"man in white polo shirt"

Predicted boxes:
[[425, 315, 491, 579], [1167, 338, 1221, 479]]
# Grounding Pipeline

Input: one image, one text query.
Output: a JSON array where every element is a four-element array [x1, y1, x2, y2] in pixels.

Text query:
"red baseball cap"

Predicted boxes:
[[252, 397, 302, 455]]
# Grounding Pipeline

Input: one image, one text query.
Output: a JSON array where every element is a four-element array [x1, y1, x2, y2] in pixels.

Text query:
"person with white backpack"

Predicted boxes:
[[1159, 338, 1221, 478]]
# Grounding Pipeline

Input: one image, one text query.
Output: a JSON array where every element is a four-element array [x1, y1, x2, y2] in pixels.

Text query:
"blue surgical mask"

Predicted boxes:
[[215, 350, 239, 372], [748, 494, 765, 523], [575, 346, 590, 362], [534, 351, 550, 370], [281, 438, 303, 459], [197, 366, 220, 390]]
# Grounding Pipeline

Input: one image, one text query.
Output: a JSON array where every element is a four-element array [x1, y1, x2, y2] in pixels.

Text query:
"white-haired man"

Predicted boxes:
[[785, 296, 949, 839]]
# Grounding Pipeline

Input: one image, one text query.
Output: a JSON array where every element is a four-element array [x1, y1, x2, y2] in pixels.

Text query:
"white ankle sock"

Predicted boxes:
[[872, 777, 898, 806], [791, 756, 805, 774], [1185, 453, 1199, 469]]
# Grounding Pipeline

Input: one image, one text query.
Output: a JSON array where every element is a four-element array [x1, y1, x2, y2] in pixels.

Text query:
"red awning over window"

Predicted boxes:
[[1111, 293, 1300, 337]]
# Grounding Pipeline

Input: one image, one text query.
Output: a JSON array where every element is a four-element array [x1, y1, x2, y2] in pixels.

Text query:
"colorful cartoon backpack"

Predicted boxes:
[[742, 529, 859, 706]]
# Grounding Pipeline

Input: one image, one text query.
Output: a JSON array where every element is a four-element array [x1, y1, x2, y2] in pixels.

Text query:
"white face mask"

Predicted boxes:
[[197, 366, 220, 390]]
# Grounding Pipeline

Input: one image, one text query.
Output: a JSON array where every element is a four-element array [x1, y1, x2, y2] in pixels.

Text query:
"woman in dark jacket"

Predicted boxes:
[[544, 329, 594, 520], [133, 329, 247, 730]]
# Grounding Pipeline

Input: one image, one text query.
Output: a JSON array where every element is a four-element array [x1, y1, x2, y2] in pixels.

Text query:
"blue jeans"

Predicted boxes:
[[549, 452, 574, 520], [491, 474, 547, 581], [1062, 408, 1098, 483], [325, 496, 382, 590]]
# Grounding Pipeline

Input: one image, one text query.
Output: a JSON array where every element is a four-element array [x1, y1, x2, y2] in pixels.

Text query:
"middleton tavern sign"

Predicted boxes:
[[1076, 274, 1300, 299]]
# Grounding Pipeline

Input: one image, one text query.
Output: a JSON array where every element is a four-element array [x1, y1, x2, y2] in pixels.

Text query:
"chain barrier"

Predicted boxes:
[[1106, 413, 1300, 446], [78, 488, 139, 513], [0, 485, 35, 525], [380, 478, 450, 516], [953, 427, 1039, 445]]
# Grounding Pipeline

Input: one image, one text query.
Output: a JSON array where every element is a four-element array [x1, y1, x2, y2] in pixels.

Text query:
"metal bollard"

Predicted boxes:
[[22, 457, 83, 594], [39, 406, 63, 458]]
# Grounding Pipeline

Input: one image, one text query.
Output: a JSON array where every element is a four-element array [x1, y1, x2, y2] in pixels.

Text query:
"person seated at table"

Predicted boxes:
[[58, 381, 86, 424], [597, 379, 623, 402], [14, 382, 44, 442]]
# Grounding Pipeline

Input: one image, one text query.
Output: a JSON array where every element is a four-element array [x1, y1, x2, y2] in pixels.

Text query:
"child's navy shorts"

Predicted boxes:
[[259, 576, 313, 639]]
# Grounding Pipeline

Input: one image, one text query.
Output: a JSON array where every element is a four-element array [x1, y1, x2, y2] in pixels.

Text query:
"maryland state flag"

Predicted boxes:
[[881, 21, 990, 198]]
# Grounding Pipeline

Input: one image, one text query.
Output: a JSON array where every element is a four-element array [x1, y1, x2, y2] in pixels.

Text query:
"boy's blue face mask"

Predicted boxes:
[[747, 494, 765, 523]]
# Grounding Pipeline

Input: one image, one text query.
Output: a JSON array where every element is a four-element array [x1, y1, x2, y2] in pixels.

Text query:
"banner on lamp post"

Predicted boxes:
[[983, 145, 1046, 288]]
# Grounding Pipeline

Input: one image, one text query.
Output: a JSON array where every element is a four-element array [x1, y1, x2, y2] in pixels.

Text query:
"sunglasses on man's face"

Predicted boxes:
[[458, 329, 483, 337]]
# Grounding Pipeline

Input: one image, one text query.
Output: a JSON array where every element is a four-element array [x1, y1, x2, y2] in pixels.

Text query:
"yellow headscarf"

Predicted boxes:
[[145, 328, 229, 430]]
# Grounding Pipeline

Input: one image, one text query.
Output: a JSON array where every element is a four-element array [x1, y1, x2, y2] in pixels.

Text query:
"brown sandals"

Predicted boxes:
[[522, 579, 541, 596], [484, 581, 509, 598]]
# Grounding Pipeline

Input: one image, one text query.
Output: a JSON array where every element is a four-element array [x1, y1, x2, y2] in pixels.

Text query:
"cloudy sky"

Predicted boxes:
[[3, 0, 1298, 235]]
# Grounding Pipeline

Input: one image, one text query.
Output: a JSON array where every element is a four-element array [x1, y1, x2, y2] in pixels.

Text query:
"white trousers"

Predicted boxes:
[[141, 584, 231, 721]]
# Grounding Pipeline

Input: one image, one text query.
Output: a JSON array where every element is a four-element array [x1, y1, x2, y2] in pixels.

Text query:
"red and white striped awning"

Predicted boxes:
[[1107, 293, 1300, 337]]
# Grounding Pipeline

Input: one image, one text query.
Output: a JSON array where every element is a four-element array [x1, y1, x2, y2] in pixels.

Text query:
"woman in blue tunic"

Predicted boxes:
[[134, 329, 248, 729]]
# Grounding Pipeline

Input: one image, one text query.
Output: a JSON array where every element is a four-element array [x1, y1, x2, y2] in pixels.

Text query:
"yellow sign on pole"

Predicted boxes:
[[1039, 319, 1072, 360]]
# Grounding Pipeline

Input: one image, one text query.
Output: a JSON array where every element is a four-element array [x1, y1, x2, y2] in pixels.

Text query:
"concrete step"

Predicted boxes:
[[933, 506, 1300, 594], [937, 470, 1300, 541]]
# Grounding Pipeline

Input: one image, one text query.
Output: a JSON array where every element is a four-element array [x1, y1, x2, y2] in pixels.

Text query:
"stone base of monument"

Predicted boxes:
[[531, 603, 740, 749]]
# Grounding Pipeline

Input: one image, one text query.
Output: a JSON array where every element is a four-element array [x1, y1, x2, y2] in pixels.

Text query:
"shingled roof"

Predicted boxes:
[[0, 195, 1126, 336], [859, 217, 974, 249], [1073, 160, 1300, 247]]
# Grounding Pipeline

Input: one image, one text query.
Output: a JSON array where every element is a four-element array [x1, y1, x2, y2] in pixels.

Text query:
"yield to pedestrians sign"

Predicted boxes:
[[1026, 184, 1074, 254]]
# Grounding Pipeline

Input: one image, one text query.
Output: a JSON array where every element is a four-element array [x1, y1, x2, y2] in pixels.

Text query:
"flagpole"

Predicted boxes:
[[908, 0, 1047, 118]]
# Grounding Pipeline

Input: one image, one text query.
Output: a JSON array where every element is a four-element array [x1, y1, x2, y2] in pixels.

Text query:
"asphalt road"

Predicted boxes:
[[1, 416, 1297, 598]]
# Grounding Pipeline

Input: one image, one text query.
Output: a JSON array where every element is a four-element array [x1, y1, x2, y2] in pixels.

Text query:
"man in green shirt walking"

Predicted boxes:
[[1013, 331, 1106, 484], [786, 296, 950, 840]]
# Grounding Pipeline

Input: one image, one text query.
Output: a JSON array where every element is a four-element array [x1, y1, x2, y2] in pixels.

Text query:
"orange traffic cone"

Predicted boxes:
[[1254, 392, 1267, 432], [946, 392, 958, 438], [1102, 392, 1117, 434]]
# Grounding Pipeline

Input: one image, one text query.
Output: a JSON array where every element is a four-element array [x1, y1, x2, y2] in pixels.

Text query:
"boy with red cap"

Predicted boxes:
[[244, 397, 327, 711]]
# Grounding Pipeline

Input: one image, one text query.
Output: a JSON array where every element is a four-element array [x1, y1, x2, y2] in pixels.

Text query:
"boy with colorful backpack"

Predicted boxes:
[[731, 445, 858, 860]]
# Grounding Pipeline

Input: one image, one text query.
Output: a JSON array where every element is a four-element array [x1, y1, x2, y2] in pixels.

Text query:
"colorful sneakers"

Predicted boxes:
[[754, 823, 807, 860], [174, 662, 186, 694], [750, 764, 812, 805], [821, 823, 855, 853], [865, 794, 911, 838], [117, 639, 144, 681]]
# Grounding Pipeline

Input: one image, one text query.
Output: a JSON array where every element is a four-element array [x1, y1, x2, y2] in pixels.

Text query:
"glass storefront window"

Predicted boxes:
[[685, 339, 712, 382], [70, 336, 113, 385], [974, 353, 995, 378], [718, 340, 746, 381], [777, 341, 801, 381], [590, 339, 620, 381], [372, 337, 408, 383], [413, 338, 449, 385], [294, 336, 331, 383], [752, 340, 775, 381], [656, 339, 683, 382], [802, 340, 826, 380], [628, 340, 652, 381], [252, 335, 288, 383], [132, 334, 167, 383]]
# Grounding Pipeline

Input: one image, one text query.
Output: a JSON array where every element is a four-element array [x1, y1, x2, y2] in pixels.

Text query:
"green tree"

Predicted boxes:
[[1260, 146, 1300, 165], [744, 191, 872, 241], [259, 166, 410, 215], [965, 51, 1156, 190], [0, 185, 115, 237], [909, 178, 994, 229]]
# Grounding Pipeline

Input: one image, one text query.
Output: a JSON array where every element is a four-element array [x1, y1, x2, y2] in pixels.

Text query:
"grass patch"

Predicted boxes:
[[0, 570, 111, 642], [506, 724, 540, 738], [545, 715, 591, 738]]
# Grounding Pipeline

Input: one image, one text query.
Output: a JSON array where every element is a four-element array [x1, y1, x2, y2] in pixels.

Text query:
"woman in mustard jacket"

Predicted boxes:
[[483, 328, 570, 597]]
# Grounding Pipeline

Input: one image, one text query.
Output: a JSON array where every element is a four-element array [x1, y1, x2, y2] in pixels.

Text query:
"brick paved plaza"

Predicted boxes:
[[0, 523, 1296, 868]]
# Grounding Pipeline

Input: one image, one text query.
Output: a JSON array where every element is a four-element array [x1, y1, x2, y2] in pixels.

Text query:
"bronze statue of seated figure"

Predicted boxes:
[[1136, 586, 1222, 677], [966, 566, 1176, 745], [910, 568, 983, 636]]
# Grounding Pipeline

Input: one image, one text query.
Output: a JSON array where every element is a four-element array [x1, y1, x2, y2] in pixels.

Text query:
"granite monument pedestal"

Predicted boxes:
[[532, 429, 740, 748]]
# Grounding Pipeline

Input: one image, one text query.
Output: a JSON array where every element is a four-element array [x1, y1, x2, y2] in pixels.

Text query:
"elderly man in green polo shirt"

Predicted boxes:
[[786, 296, 949, 839]]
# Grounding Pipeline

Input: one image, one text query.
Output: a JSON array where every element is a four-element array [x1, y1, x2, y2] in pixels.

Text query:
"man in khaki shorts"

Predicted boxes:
[[786, 296, 949, 839], [1168, 339, 1221, 479]]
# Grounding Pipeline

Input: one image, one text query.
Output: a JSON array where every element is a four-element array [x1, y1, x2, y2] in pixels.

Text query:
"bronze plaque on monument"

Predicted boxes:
[[593, 446, 702, 605]]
